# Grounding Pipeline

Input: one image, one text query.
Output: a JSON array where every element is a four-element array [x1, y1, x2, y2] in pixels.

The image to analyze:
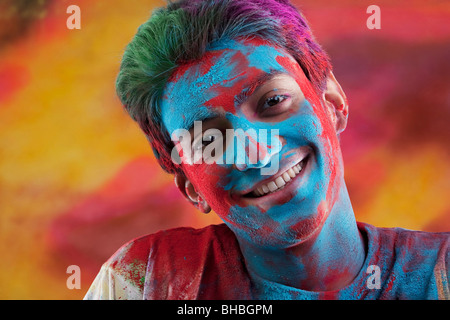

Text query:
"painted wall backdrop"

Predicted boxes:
[[0, 0, 449, 299]]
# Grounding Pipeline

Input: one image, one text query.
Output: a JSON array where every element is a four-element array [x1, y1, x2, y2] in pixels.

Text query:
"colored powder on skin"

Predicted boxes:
[[161, 37, 343, 252], [162, 39, 289, 135], [222, 99, 327, 243]]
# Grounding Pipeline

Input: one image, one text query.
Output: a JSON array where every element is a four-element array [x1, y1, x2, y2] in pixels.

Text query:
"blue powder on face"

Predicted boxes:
[[161, 38, 333, 249], [221, 99, 331, 248], [161, 38, 291, 135], [161, 43, 249, 134]]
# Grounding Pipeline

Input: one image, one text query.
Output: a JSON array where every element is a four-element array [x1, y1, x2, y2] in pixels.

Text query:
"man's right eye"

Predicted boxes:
[[192, 130, 223, 152]]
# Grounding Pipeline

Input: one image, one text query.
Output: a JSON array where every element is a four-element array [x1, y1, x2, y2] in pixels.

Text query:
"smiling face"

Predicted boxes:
[[161, 38, 346, 248]]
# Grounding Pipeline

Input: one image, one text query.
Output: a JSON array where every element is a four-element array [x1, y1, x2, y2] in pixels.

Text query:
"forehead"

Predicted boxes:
[[160, 38, 301, 134]]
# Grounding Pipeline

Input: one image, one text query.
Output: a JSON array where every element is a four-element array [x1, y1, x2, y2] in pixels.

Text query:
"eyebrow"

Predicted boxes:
[[180, 70, 284, 131], [181, 108, 223, 133], [234, 70, 284, 107]]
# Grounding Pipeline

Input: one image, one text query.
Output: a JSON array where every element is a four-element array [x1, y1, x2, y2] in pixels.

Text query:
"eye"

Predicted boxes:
[[262, 94, 288, 109], [258, 93, 291, 116], [192, 130, 223, 152]]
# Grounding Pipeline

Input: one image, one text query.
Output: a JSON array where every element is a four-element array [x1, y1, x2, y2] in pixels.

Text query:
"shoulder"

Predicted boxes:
[[84, 223, 239, 300], [144, 222, 236, 248], [107, 223, 234, 264], [360, 222, 450, 254], [358, 222, 450, 299], [107, 223, 236, 284], [142, 223, 247, 299]]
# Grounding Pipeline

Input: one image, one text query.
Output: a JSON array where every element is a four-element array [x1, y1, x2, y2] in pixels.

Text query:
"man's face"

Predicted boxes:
[[161, 38, 344, 248]]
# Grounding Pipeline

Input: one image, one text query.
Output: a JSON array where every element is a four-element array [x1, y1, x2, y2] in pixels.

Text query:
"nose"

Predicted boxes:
[[232, 128, 282, 172]]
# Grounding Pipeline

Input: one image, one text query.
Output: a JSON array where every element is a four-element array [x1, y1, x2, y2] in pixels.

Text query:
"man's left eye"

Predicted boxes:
[[262, 94, 288, 110]]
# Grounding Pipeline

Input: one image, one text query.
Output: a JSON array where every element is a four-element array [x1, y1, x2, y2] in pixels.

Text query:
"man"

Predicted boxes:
[[84, 0, 449, 299]]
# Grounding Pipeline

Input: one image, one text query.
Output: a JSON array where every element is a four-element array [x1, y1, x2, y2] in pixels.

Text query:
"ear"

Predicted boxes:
[[322, 71, 348, 134], [174, 173, 211, 214]]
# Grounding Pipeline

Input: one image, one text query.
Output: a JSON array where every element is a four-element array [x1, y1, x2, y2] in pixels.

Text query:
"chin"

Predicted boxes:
[[223, 197, 329, 249]]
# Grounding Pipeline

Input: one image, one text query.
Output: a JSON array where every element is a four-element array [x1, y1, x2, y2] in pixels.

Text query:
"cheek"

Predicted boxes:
[[182, 163, 234, 216], [277, 56, 342, 203], [276, 55, 331, 130]]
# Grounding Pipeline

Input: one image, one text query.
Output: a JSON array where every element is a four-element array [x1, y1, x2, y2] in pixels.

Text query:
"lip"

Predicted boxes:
[[230, 147, 313, 203]]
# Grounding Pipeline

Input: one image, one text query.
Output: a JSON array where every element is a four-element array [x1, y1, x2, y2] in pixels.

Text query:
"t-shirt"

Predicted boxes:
[[83, 222, 449, 300]]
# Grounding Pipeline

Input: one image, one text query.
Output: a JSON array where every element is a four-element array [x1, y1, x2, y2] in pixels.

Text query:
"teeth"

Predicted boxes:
[[287, 168, 296, 178], [282, 172, 291, 183], [275, 176, 286, 188], [268, 181, 278, 192], [252, 160, 305, 197]]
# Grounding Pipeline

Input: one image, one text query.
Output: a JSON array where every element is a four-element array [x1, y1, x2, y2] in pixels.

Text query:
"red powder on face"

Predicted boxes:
[[204, 51, 262, 115], [169, 50, 222, 84], [276, 55, 318, 104], [173, 39, 343, 238], [182, 161, 232, 214], [281, 53, 345, 214]]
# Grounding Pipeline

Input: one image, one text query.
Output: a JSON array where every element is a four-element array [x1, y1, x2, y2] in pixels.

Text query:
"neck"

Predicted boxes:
[[238, 183, 366, 292]]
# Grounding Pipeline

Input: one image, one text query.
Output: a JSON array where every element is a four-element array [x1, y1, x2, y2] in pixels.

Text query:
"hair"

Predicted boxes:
[[116, 0, 331, 175]]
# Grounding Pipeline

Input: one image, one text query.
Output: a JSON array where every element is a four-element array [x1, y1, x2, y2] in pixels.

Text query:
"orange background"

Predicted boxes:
[[0, 0, 449, 299]]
